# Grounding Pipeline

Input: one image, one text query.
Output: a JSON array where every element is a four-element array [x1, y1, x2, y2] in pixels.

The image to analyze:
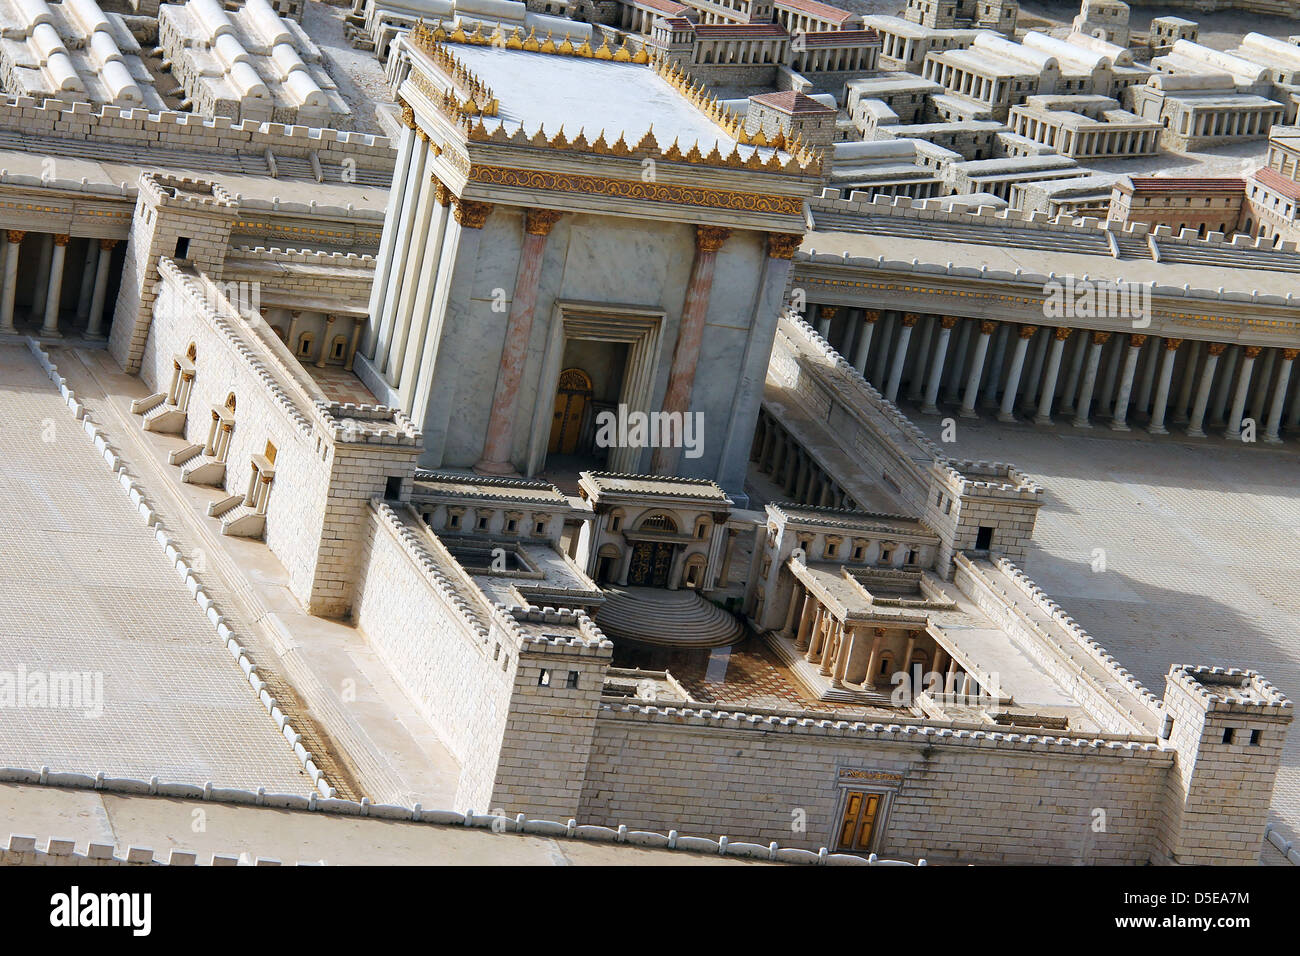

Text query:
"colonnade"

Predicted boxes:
[[807, 303, 1300, 442], [0, 231, 119, 338], [779, 580, 977, 695], [750, 408, 861, 509]]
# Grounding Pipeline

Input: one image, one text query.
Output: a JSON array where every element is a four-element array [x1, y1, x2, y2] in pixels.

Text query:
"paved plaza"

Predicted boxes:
[[912, 411, 1300, 836], [0, 344, 311, 793]]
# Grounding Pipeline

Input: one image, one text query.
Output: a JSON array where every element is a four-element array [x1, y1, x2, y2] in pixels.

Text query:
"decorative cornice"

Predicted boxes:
[[466, 164, 803, 216]]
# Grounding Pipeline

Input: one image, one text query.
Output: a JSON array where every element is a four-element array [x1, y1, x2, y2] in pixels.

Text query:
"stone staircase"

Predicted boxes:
[[763, 632, 896, 707], [208, 494, 264, 539], [169, 442, 227, 487], [132, 392, 187, 435], [596, 587, 745, 648]]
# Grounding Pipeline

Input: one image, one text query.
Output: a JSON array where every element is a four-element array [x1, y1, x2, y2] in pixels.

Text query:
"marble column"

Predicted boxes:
[[1110, 334, 1146, 431], [1265, 349, 1298, 443], [851, 309, 878, 376], [1250, 348, 1277, 424], [884, 312, 918, 403], [76, 239, 97, 323], [40, 234, 70, 337], [1133, 335, 1161, 420], [1020, 325, 1050, 413], [0, 230, 23, 334], [1058, 331, 1088, 416], [1187, 343, 1225, 438], [475, 207, 563, 476], [998, 324, 1036, 422], [1033, 326, 1071, 425], [1147, 338, 1181, 435], [983, 322, 1010, 407], [922, 316, 959, 414], [1171, 340, 1202, 424], [864, 628, 886, 687], [906, 314, 935, 402], [31, 233, 51, 323], [1071, 331, 1109, 428], [944, 317, 972, 402], [383, 133, 437, 385], [816, 304, 836, 339], [315, 314, 336, 368], [870, 312, 896, 386], [82, 238, 116, 339], [1097, 334, 1123, 417], [1226, 347, 1261, 439], [960, 321, 996, 418], [374, 127, 431, 371], [1210, 345, 1241, 426], [653, 225, 731, 475], [366, 109, 419, 359]]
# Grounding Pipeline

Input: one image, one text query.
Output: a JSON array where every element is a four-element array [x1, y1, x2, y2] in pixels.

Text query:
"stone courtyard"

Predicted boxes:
[[0, 344, 311, 792], [912, 411, 1300, 835]]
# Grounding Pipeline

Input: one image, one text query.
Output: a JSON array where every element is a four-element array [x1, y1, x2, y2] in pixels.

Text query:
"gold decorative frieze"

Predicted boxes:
[[466, 164, 803, 216]]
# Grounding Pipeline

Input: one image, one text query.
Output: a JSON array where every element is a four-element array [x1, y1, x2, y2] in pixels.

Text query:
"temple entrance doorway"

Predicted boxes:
[[549, 367, 592, 456], [628, 540, 675, 587]]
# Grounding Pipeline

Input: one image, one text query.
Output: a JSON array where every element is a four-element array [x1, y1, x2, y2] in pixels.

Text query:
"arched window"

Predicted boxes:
[[297, 332, 314, 359], [682, 553, 708, 589], [595, 543, 621, 584], [638, 513, 678, 533]]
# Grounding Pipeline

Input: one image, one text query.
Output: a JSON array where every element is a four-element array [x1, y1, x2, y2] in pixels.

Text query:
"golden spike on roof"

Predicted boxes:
[[529, 125, 549, 147], [591, 129, 609, 152], [635, 126, 658, 151], [610, 131, 632, 155], [433, 21, 447, 41], [558, 34, 575, 55], [751, 128, 768, 148], [594, 37, 613, 60], [663, 136, 682, 160], [763, 150, 783, 170], [570, 128, 589, 149], [523, 27, 539, 51], [704, 141, 723, 164], [449, 24, 467, 43], [540, 31, 556, 53], [770, 129, 786, 150], [468, 21, 487, 44], [506, 27, 523, 49], [744, 148, 764, 169], [613, 41, 632, 61], [684, 142, 703, 163], [576, 39, 594, 57], [551, 124, 568, 147]]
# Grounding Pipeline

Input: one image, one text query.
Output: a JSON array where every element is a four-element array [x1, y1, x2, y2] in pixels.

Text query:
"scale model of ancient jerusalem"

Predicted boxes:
[[1, 0, 1299, 867]]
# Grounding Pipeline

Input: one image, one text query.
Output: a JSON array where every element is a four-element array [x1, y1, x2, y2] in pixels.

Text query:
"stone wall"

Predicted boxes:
[[579, 703, 1173, 863]]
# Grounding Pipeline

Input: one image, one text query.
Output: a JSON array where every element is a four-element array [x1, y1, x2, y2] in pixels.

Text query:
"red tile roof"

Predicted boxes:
[[1253, 167, 1300, 202], [777, 0, 855, 24], [634, 0, 688, 12], [694, 23, 789, 39], [802, 28, 880, 47], [1126, 177, 1247, 194]]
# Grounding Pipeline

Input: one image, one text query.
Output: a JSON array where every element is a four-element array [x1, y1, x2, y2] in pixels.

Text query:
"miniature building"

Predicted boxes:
[[1149, 16, 1198, 56], [1072, 0, 1130, 48], [746, 90, 837, 146], [904, 0, 1017, 35], [1009, 94, 1161, 159], [1110, 177, 1247, 239], [159, 0, 352, 127]]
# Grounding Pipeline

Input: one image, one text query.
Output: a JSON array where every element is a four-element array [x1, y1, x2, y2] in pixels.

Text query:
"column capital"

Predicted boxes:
[[1284, 349, 1300, 362], [433, 178, 453, 207], [766, 232, 802, 258], [399, 100, 416, 129], [940, 315, 961, 330], [1091, 331, 1111, 344], [1129, 333, 1147, 348], [1206, 341, 1228, 356], [1163, 338, 1182, 351], [1244, 345, 1263, 359], [695, 225, 732, 253], [1052, 326, 1072, 341], [98, 237, 118, 251], [820, 305, 839, 320], [415, 127, 430, 143], [863, 309, 881, 323], [6, 230, 25, 243], [524, 207, 564, 236], [53, 234, 71, 246], [978, 320, 997, 335], [901, 312, 920, 327], [453, 198, 493, 228], [1017, 323, 1037, 339]]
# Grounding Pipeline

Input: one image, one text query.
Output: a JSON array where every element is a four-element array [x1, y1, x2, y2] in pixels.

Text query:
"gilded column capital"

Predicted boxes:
[[766, 232, 802, 259], [1129, 334, 1147, 348], [98, 237, 118, 250], [433, 178, 452, 207], [695, 225, 732, 253], [1244, 345, 1263, 359], [1164, 338, 1182, 351], [940, 315, 961, 330], [53, 234, 70, 246], [1091, 331, 1111, 345], [525, 207, 564, 236], [1052, 326, 1072, 341], [453, 198, 493, 228], [7, 230, 26, 243], [1017, 324, 1037, 339], [863, 309, 881, 323], [400, 100, 416, 129], [978, 320, 997, 335], [820, 305, 839, 320], [1284, 349, 1300, 362], [1206, 342, 1228, 356], [901, 312, 920, 327]]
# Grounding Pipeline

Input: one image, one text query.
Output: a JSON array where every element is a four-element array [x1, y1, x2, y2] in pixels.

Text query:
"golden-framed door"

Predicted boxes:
[[548, 368, 592, 455], [836, 790, 882, 853]]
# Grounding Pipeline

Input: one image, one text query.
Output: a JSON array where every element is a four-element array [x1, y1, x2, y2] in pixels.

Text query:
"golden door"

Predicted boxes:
[[548, 368, 592, 455], [837, 791, 881, 852]]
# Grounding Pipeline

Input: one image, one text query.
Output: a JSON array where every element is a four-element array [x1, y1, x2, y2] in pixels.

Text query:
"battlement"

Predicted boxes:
[[139, 172, 240, 211], [1165, 665, 1293, 716], [934, 459, 1045, 502], [315, 401, 422, 447]]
